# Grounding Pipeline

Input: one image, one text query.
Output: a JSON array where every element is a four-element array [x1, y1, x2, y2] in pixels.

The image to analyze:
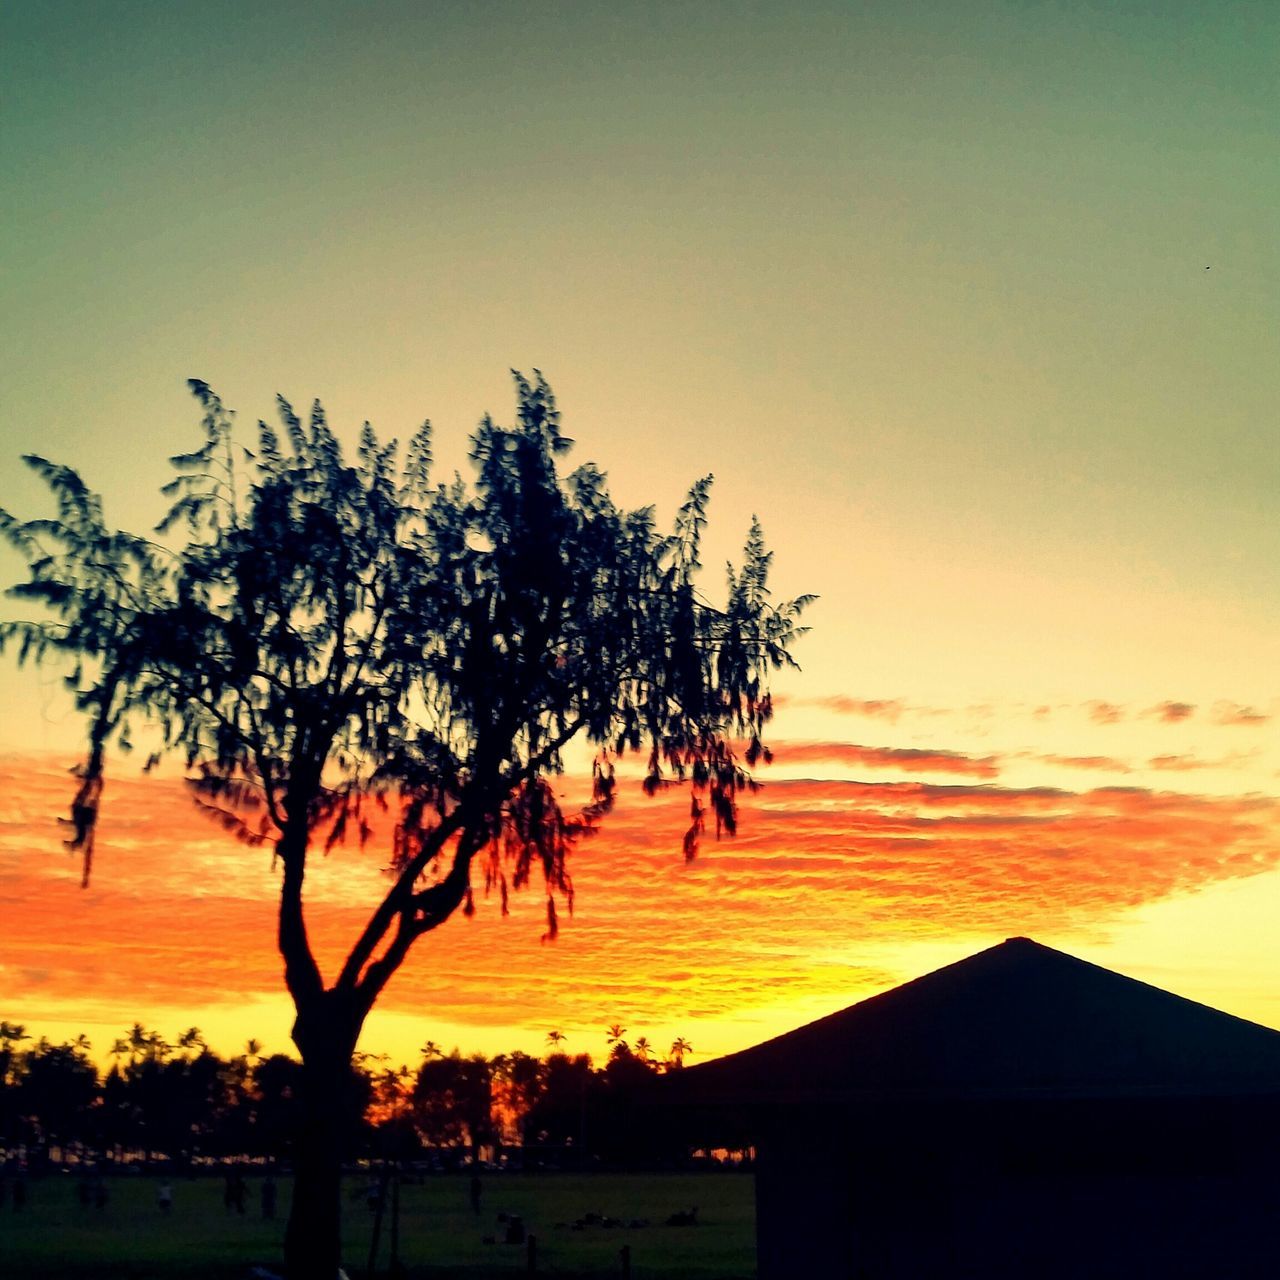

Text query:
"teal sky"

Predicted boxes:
[[5, 0, 1278, 724], [4, 0, 1280, 1061]]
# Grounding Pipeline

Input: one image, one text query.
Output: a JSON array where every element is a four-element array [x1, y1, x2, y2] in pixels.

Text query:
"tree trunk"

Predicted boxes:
[[284, 1017, 358, 1280]]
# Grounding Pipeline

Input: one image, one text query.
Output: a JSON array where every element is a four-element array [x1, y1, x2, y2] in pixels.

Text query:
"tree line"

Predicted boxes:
[[0, 1020, 707, 1173]]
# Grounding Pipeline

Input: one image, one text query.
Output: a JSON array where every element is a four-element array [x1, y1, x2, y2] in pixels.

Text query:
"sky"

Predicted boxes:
[[2, 1, 1278, 1071]]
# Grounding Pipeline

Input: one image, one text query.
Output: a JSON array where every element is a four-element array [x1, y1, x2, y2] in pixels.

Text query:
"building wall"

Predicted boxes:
[[754, 1099, 1280, 1280]]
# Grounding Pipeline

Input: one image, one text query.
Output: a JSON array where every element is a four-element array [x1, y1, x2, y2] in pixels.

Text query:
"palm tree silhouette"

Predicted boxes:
[[633, 1036, 652, 1064], [127, 1022, 148, 1066], [545, 1030, 566, 1052], [0, 1022, 28, 1048], [178, 1027, 205, 1054], [420, 1040, 442, 1060], [605, 1023, 628, 1050], [0, 1023, 29, 1088], [668, 1037, 692, 1068]]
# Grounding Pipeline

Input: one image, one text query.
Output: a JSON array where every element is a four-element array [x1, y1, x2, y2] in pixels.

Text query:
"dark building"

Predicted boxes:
[[666, 937, 1280, 1279]]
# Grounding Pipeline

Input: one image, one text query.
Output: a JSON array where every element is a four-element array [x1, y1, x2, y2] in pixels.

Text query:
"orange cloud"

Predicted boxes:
[[1085, 700, 1125, 725], [3, 755, 1278, 1060], [793, 696, 906, 721], [1146, 701, 1196, 723]]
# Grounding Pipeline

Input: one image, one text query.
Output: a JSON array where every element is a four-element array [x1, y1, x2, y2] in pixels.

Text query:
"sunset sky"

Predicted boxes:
[[3, 2, 1278, 1071]]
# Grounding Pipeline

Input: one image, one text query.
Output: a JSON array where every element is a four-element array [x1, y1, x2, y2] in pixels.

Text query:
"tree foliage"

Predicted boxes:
[[1, 372, 809, 1003], [1, 372, 809, 1275]]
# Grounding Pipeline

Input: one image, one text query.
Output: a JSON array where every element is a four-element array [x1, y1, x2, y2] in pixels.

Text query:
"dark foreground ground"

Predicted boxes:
[[0, 1170, 755, 1279]]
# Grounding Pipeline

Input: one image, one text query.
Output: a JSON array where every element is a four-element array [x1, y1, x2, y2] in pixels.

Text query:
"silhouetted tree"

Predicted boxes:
[[109, 1024, 177, 1163], [0, 1022, 30, 1148], [0, 372, 809, 1278], [16, 1037, 97, 1162], [596, 1038, 665, 1166], [412, 1051, 492, 1161], [250, 1053, 306, 1161], [524, 1050, 595, 1160], [491, 1050, 543, 1151], [177, 1026, 206, 1053], [668, 1036, 693, 1068], [0, 1021, 30, 1069]]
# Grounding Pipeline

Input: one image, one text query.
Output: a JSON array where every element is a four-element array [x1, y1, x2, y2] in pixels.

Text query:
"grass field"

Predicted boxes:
[[0, 1170, 756, 1279]]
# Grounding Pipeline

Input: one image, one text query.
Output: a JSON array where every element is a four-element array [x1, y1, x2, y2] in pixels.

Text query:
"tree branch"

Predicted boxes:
[[339, 718, 589, 1010], [353, 839, 475, 1018], [333, 808, 465, 994]]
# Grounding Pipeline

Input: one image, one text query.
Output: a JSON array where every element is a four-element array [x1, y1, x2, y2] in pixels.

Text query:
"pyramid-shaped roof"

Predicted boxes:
[[671, 938, 1280, 1105]]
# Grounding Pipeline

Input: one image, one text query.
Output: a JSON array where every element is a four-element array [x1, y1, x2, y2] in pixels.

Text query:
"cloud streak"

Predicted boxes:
[[1211, 701, 1271, 727], [788, 696, 906, 721], [1033, 754, 1132, 773], [1085, 700, 1125, 725], [768, 740, 999, 778]]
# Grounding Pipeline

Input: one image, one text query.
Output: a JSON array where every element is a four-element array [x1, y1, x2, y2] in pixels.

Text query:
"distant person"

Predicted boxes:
[[94, 1176, 109, 1210], [233, 1170, 248, 1215], [158, 1182, 173, 1214], [261, 1173, 277, 1219], [470, 1172, 482, 1214]]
